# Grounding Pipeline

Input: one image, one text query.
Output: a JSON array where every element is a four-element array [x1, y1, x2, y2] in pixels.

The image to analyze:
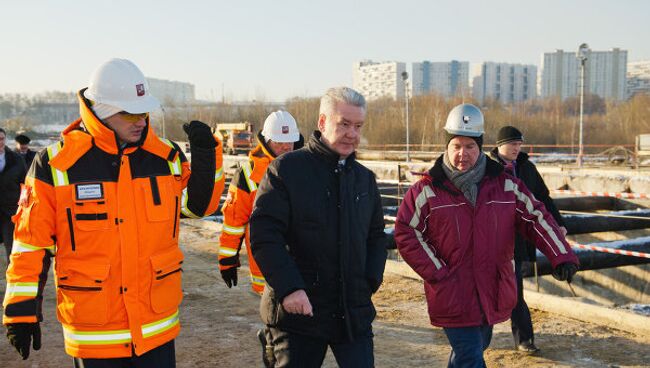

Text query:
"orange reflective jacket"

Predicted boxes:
[[3, 90, 224, 359], [219, 135, 275, 294]]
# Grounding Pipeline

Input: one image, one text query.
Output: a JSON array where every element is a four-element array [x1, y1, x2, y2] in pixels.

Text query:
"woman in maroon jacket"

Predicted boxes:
[[394, 104, 579, 368]]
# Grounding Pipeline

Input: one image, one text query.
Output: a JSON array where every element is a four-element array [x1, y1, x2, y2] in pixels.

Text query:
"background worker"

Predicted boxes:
[[0, 128, 27, 264], [488, 125, 567, 354], [250, 87, 387, 367], [3, 58, 224, 367], [395, 104, 578, 367], [15, 134, 37, 169], [218, 110, 302, 294]]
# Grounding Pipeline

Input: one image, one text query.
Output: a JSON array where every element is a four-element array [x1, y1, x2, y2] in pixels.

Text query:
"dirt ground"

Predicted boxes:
[[1, 220, 649, 367]]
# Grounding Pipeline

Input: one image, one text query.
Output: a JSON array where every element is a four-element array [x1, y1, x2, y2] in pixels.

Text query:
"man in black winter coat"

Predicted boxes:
[[14, 134, 37, 169], [0, 128, 27, 264], [250, 87, 387, 368], [489, 126, 567, 354]]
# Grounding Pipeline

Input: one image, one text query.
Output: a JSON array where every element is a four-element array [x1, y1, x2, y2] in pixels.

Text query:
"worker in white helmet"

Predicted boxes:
[[218, 110, 302, 295], [395, 103, 579, 367], [3, 58, 225, 367]]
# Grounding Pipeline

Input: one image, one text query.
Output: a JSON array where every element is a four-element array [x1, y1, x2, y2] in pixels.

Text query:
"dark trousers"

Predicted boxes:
[[72, 340, 175, 368], [511, 260, 534, 345], [443, 325, 493, 368], [268, 327, 374, 368], [1, 216, 15, 264]]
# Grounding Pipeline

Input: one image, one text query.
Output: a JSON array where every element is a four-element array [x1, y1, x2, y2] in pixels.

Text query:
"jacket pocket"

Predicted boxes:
[[354, 191, 372, 228], [12, 201, 35, 234], [56, 262, 110, 326], [348, 304, 376, 336], [497, 260, 517, 312], [141, 177, 173, 222], [73, 200, 110, 232], [427, 272, 461, 318], [275, 303, 317, 331], [150, 247, 184, 314]]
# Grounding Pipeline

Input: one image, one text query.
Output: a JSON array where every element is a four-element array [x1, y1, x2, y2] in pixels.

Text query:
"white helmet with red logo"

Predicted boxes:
[[84, 58, 160, 114], [444, 103, 484, 137], [262, 110, 300, 143]]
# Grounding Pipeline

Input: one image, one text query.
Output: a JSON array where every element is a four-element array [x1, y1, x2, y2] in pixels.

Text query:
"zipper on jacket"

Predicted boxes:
[[172, 196, 179, 238], [156, 268, 182, 280], [58, 284, 101, 292], [149, 176, 161, 205], [66, 208, 76, 251]]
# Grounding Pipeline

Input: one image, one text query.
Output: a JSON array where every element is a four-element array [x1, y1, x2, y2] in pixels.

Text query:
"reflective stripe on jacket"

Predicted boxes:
[[3, 89, 225, 359]]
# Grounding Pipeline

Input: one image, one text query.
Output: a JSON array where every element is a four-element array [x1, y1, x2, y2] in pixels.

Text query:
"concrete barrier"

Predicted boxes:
[[524, 289, 650, 336]]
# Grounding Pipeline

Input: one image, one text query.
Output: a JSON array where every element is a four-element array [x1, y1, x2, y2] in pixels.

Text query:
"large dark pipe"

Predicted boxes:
[[522, 238, 650, 276], [563, 210, 650, 234], [553, 196, 642, 212]]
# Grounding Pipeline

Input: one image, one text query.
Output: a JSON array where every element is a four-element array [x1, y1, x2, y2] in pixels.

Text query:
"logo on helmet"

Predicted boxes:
[[462, 115, 471, 124], [282, 126, 289, 134], [136, 84, 145, 97]]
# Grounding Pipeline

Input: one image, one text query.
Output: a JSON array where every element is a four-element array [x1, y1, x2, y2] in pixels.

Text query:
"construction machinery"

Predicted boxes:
[[215, 122, 254, 155]]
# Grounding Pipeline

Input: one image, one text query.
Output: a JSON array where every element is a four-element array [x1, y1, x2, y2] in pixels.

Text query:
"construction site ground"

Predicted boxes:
[[1, 220, 649, 367]]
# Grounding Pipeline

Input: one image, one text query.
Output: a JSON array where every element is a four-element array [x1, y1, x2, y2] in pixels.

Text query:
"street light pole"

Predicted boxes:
[[401, 71, 410, 162], [577, 43, 589, 167]]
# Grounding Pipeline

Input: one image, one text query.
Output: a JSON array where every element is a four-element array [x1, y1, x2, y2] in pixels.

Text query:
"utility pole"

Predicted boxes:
[[577, 43, 589, 168], [401, 71, 410, 162]]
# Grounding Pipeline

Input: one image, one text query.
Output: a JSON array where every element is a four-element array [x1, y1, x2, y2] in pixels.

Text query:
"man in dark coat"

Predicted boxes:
[[250, 87, 387, 367], [489, 125, 567, 353], [0, 128, 27, 263], [14, 134, 37, 169]]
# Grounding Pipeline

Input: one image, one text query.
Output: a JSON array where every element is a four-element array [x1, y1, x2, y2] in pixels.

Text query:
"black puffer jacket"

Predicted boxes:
[[489, 148, 565, 261], [0, 148, 27, 218], [250, 131, 387, 341]]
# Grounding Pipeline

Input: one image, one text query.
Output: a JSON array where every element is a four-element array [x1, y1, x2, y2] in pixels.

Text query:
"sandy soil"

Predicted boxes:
[[1, 221, 649, 367]]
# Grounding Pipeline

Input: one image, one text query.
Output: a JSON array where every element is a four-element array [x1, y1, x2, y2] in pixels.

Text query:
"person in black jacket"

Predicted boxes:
[[250, 87, 387, 368], [14, 134, 37, 169], [489, 125, 567, 354], [0, 128, 27, 264]]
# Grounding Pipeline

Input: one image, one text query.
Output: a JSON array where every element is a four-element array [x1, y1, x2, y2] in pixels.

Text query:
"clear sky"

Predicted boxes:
[[1, 0, 648, 102]]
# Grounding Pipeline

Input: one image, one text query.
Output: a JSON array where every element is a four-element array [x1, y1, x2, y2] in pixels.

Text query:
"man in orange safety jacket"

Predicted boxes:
[[218, 110, 302, 294], [3, 58, 225, 368]]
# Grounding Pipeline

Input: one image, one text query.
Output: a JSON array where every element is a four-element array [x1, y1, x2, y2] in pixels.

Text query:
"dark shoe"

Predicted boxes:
[[517, 341, 540, 354]]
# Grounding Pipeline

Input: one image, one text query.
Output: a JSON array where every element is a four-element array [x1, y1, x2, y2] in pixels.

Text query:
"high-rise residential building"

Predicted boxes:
[[472, 62, 537, 104], [411, 60, 469, 97], [627, 60, 650, 98], [146, 78, 196, 104], [541, 48, 627, 100], [352, 60, 406, 100]]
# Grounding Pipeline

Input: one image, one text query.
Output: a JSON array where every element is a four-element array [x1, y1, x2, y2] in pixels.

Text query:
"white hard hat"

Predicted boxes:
[[261, 111, 300, 143], [444, 103, 484, 137], [84, 58, 160, 114]]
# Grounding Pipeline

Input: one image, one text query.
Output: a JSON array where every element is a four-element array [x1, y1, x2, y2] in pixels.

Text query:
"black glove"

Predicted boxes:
[[221, 267, 238, 288], [183, 120, 216, 149], [6, 322, 41, 360], [552, 262, 578, 283]]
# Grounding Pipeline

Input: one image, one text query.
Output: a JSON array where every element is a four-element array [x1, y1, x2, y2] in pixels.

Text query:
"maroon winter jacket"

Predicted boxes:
[[394, 155, 578, 328]]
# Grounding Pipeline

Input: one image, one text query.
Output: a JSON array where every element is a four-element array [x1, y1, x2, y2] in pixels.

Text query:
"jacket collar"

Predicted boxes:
[[1, 147, 20, 169], [428, 152, 503, 184], [306, 130, 356, 169], [488, 146, 529, 165], [49, 90, 176, 171]]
